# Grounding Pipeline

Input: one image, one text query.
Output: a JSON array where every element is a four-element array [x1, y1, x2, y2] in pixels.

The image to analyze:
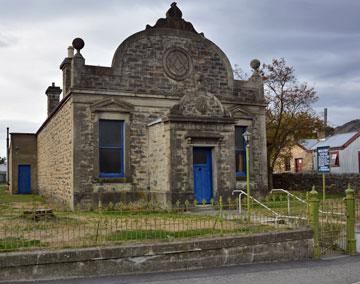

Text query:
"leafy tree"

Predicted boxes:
[[0, 157, 6, 165], [263, 58, 321, 188]]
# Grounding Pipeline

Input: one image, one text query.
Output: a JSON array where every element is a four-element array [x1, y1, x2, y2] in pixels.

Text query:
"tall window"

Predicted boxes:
[[330, 151, 340, 167], [235, 126, 247, 177], [99, 120, 124, 177]]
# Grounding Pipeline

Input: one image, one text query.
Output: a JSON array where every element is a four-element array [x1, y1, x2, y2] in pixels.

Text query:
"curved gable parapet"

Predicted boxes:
[[110, 28, 234, 97]]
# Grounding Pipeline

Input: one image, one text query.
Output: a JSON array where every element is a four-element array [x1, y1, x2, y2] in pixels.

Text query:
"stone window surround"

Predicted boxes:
[[98, 120, 125, 178], [92, 111, 131, 183], [185, 136, 223, 202], [234, 119, 253, 181], [235, 126, 247, 177]]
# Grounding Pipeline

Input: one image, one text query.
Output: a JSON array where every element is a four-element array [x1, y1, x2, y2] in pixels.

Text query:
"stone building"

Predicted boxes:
[[274, 139, 317, 173], [9, 3, 268, 209]]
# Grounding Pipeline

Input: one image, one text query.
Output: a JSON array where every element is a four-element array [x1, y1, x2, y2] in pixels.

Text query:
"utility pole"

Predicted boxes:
[[6, 127, 9, 184], [323, 108, 327, 137]]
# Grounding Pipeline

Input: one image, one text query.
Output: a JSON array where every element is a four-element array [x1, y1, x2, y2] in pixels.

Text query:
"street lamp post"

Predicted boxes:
[[243, 130, 251, 221]]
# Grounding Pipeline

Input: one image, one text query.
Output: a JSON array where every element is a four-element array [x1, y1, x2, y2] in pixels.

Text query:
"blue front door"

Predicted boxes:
[[18, 165, 31, 194], [193, 147, 213, 204]]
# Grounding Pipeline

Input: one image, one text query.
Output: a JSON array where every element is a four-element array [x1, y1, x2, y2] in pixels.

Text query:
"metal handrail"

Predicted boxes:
[[232, 189, 280, 217], [232, 189, 307, 222], [271, 188, 344, 216], [271, 188, 307, 204], [270, 188, 307, 215]]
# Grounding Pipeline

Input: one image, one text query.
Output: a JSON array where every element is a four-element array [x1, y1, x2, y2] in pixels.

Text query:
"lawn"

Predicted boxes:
[[0, 185, 284, 252], [1, 184, 354, 256], [0, 185, 46, 218], [0, 184, 44, 203]]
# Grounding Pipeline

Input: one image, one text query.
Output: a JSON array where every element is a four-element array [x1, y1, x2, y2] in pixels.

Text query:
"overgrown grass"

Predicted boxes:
[[106, 224, 276, 242], [0, 185, 44, 204], [0, 237, 46, 250], [107, 229, 221, 241], [0, 185, 345, 252], [78, 210, 216, 221]]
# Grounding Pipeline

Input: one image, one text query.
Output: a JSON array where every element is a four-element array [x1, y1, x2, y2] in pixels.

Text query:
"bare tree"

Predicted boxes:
[[233, 64, 249, 80]]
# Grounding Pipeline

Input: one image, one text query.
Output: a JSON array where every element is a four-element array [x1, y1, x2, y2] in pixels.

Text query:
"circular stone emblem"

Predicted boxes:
[[163, 48, 192, 81]]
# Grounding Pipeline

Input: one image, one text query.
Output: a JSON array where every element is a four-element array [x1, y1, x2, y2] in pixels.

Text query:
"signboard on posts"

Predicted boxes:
[[317, 146, 330, 173]]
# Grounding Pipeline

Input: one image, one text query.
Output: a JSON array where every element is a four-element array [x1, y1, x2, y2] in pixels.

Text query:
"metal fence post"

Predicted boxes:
[[345, 184, 356, 255], [219, 196, 224, 235], [306, 192, 310, 218], [309, 186, 320, 259]]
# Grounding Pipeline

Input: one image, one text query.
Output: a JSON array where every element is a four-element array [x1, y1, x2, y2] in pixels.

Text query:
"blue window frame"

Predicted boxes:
[[99, 120, 124, 177], [235, 126, 247, 177]]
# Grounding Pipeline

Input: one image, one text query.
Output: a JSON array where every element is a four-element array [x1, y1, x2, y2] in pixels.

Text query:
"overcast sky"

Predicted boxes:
[[0, 0, 359, 157]]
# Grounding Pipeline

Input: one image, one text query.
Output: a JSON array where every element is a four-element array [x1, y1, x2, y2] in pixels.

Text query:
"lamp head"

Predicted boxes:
[[243, 130, 251, 144]]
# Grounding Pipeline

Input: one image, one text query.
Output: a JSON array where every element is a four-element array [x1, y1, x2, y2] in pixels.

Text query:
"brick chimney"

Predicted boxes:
[[45, 83, 62, 116]]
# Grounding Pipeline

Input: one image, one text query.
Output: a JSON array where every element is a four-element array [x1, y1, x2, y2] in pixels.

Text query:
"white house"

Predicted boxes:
[[311, 131, 360, 174], [0, 164, 6, 183]]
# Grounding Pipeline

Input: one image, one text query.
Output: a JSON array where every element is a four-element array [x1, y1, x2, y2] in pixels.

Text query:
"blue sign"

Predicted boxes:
[[317, 146, 330, 173]]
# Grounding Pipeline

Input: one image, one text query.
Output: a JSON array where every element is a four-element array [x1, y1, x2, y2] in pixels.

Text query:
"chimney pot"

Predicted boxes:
[[67, 46, 74, 58]]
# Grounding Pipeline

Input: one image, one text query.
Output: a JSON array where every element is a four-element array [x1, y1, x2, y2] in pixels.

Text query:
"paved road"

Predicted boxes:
[[14, 255, 360, 284]]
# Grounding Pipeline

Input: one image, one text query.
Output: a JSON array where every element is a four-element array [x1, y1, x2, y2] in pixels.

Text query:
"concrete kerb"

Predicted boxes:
[[0, 229, 313, 282]]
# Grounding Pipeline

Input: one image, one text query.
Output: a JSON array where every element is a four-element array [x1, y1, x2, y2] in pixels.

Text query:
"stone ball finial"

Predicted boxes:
[[72, 38, 85, 53], [250, 59, 261, 71]]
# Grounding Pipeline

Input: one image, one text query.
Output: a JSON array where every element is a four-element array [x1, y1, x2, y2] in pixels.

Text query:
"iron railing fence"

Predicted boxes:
[[318, 198, 347, 256], [0, 186, 357, 255], [0, 199, 308, 252]]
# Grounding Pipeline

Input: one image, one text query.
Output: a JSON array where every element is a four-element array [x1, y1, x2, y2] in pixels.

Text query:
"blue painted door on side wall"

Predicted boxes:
[[193, 147, 213, 204], [18, 165, 31, 194]]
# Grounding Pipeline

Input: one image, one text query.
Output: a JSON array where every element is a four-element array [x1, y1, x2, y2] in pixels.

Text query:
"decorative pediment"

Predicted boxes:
[[169, 75, 230, 118], [145, 2, 199, 34], [228, 105, 253, 120], [90, 98, 134, 113], [169, 92, 231, 118]]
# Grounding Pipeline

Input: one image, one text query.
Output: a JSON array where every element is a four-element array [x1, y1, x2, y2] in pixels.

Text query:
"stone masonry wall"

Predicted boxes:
[[37, 98, 73, 208], [76, 29, 264, 106], [246, 109, 268, 194], [231, 104, 268, 195], [273, 173, 360, 193], [72, 94, 171, 207], [274, 145, 313, 173], [168, 121, 236, 203], [0, 229, 313, 282], [70, 93, 267, 207], [148, 122, 170, 194]]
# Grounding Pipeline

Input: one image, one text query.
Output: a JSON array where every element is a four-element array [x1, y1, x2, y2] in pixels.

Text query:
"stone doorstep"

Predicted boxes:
[[0, 229, 313, 269]]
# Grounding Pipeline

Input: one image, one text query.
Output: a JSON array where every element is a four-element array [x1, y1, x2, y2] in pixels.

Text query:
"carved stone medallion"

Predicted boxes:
[[163, 48, 192, 81]]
